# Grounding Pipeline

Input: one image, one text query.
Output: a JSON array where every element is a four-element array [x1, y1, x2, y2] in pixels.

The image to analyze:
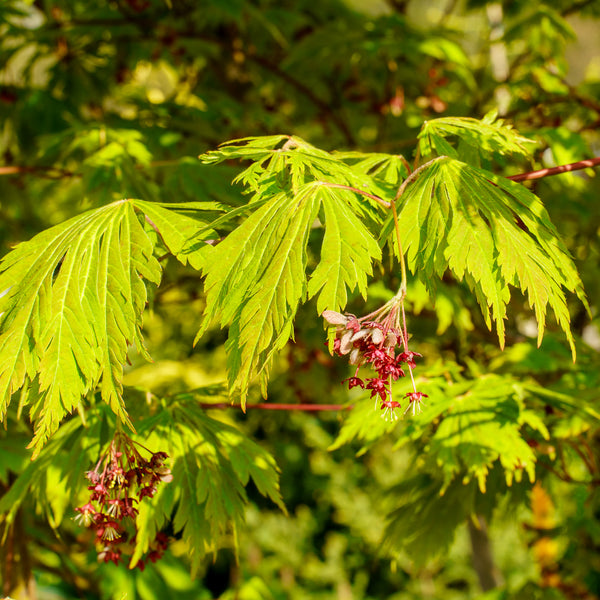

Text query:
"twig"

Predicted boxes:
[[198, 402, 351, 411], [562, 0, 598, 16], [507, 156, 600, 182], [0, 165, 75, 178], [567, 438, 598, 476]]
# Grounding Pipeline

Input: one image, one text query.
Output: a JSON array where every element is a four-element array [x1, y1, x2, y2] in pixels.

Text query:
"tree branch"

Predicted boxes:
[[468, 515, 504, 592], [3, 156, 600, 189], [507, 156, 600, 182], [199, 402, 351, 412], [0, 165, 75, 178]]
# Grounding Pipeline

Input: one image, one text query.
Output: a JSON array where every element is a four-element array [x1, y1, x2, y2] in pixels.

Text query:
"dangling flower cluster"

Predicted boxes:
[[74, 432, 173, 570], [323, 293, 427, 420]]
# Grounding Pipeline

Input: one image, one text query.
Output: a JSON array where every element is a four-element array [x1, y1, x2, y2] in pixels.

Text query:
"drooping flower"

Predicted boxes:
[[404, 391, 428, 415], [341, 376, 364, 389], [74, 432, 171, 568], [366, 377, 388, 401], [74, 502, 97, 527], [322, 291, 427, 421]]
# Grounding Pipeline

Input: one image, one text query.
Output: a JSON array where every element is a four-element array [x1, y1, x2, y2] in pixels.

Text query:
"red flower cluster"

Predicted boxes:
[[323, 304, 427, 420], [74, 432, 173, 569]]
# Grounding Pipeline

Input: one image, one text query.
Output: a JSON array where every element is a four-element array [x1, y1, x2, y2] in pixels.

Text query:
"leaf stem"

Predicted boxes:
[[398, 155, 413, 175], [391, 156, 446, 297], [390, 198, 407, 298], [316, 181, 391, 209]]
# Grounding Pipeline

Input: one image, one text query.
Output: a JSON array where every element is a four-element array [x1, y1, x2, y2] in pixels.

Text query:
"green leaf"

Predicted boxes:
[[201, 135, 386, 220], [0, 199, 210, 453], [332, 370, 549, 494], [132, 200, 211, 270], [197, 136, 389, 407], [0, 201, 158, 452], [333, 151, 410, 188], [381, 157, 587, 355], [131, 399, 284, 576], [225, 186, 320, 405], [308, 186, 381, 313], [419, 376, 545, 492], [328, 394, 402, 455], [418, 115, 535, 162], [200, 135, 292, 165], [0, 414, 100, 530], [384, 475, 477, 564]]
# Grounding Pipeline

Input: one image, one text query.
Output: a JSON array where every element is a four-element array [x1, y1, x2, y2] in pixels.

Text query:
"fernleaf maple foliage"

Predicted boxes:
[[3, 0, 600, 596], [197, 121, 586, 411], [380, 155, 588, 353], [0, 199, 209, 454], [0, 115, 591, 584], [0, 117, 587, 449]]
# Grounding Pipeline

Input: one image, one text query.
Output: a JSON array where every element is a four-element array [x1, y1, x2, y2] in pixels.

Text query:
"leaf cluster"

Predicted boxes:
[[0, 199, 209, 454]]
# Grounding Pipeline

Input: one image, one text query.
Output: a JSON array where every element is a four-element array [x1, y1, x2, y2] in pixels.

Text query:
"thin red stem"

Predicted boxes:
[[507, 157, 600, 182], [317, 182, 390, 209], [399, 299, 418, 394], [199, 403, 351, 411]]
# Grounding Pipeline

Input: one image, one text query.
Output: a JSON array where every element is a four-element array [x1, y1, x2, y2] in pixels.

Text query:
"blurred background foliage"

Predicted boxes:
[[1, 0, 600, 598]]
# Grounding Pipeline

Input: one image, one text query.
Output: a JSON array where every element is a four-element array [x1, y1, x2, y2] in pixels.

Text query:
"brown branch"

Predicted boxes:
[[468, 515, 504, 591], [507, 157, 600, 182], [567, 438, 598, 477], [562, 0, 598, 16], [199, 402, 351, 412], [537, 457, 600, 486], [0, 165, 75, 178]]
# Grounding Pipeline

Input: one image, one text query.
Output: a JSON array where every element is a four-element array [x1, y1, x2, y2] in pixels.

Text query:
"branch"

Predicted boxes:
[[468, 515, 504, 592], [4, 156, 600, 190], [198, 402, 351, 412], [507, 156, 600, 182], [562, 0, 598, 16], [0, 165, 75, 178]]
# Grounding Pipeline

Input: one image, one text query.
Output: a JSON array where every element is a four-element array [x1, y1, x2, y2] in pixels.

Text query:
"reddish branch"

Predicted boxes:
[[199, 403, 351, 412], [507, 156, 600, 182]]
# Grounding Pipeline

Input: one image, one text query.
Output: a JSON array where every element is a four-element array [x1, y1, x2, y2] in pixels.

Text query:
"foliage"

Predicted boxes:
[[1, 0, 600, 599]]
